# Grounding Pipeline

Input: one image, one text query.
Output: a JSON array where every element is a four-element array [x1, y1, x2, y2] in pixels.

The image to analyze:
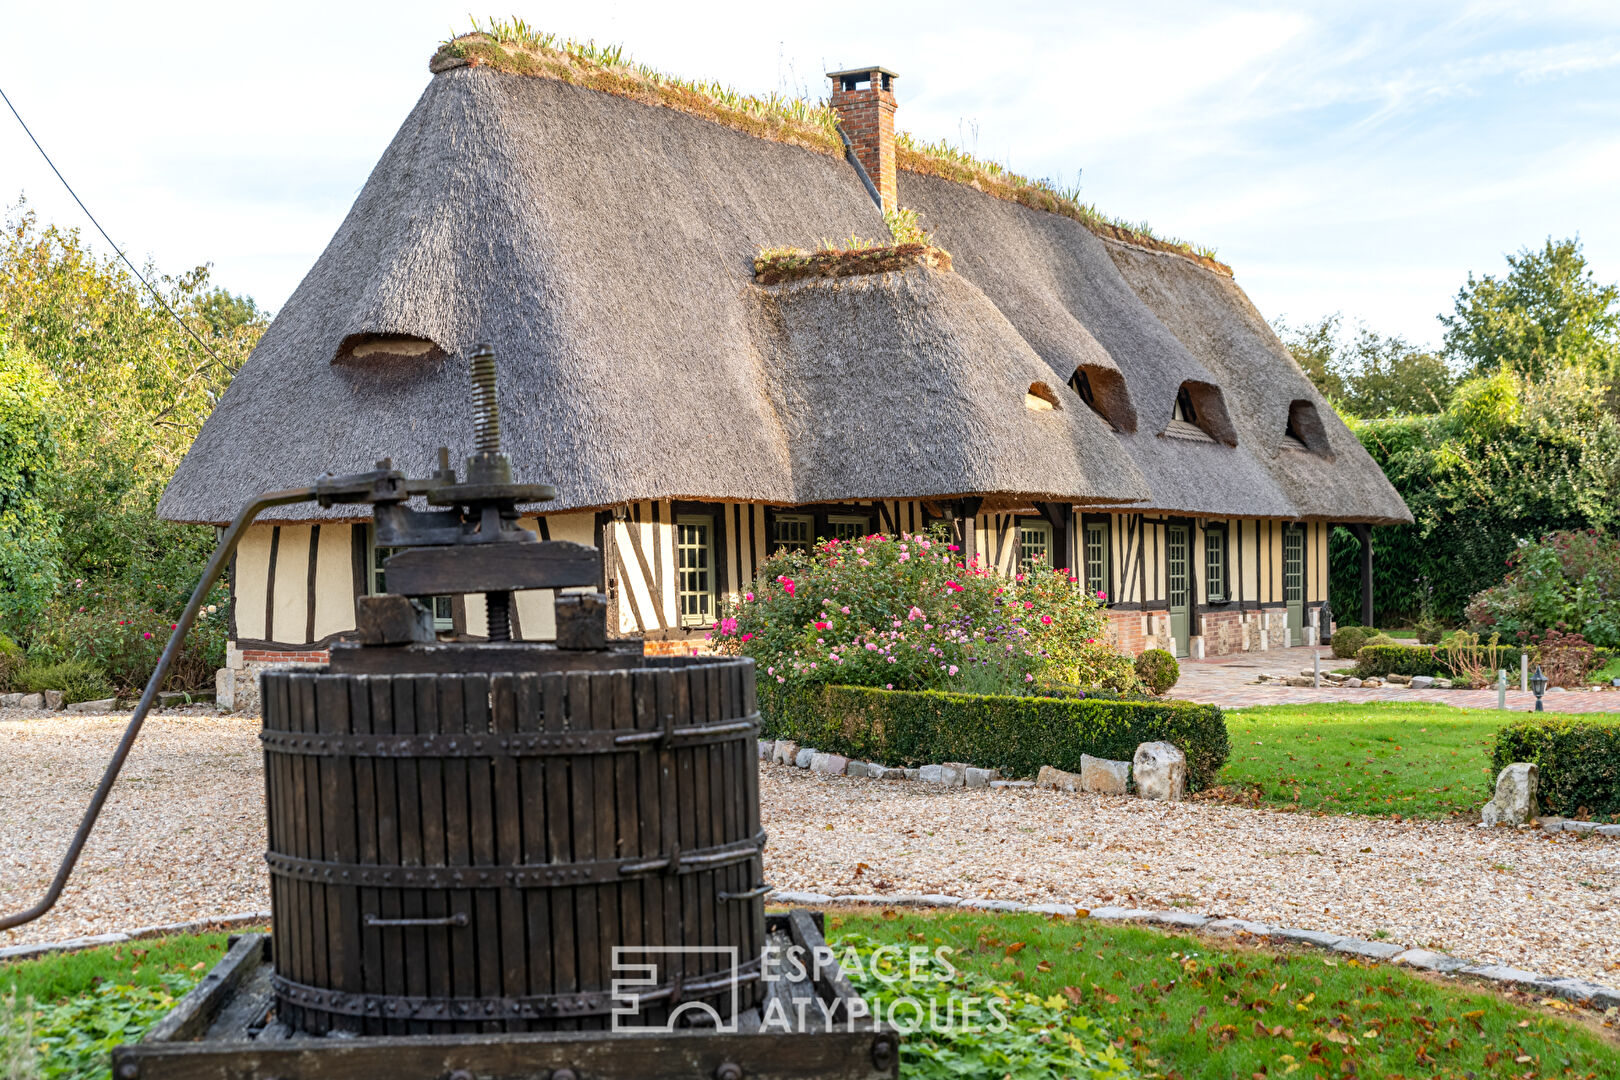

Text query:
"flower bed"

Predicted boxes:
[[711, 529, 1137, 695], [761, 683, 1228, 790]]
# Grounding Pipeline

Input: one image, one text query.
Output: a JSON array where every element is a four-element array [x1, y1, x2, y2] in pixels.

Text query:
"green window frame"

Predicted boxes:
[[676, 515, 717, 627], [368, 525, 452, 631], [826, 514, 870, 541], [1018, 520, 1052, 573], [1084, 521, 1110, 602], [772, 513, 814, 554], [1205, 524, 1228, 602]]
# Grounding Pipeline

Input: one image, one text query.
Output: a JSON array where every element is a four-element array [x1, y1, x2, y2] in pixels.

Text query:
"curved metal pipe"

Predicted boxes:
[[836, 122, 884, 211], [0, 486, 317, 932]]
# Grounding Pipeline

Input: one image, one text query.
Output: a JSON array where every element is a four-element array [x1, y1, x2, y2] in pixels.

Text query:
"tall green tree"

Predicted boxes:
[[1440, 236, 1620, 380], [0, 200, 266, 625], [1275, 314, 1454, 417], [0, 341, 60, 632]]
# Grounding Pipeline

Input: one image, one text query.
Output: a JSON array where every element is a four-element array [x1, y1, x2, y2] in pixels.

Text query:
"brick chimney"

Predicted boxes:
[[827, 66, 899, 212]]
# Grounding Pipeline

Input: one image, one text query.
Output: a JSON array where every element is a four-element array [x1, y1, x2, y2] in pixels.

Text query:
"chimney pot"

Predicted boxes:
[[827, 65, 899, 212]]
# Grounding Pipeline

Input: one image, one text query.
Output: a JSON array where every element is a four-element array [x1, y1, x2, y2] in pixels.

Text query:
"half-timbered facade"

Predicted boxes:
[[161, 41, 1409, 693]]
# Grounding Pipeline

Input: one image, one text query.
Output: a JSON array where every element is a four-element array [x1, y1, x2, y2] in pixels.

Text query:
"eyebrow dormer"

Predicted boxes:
[[333, 333, 445, 366], [1162, 381, 1237, 445], [1283, 399, 1333, 457], [1068, 365, 1137, 432]]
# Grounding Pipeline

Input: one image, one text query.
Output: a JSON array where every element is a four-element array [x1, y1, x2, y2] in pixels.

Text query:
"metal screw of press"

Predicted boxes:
[[469, 343, 513, 641]]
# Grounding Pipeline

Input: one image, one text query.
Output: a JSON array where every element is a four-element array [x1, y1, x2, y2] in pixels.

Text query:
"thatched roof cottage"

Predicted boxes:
[[160, 34, 1409, 690]]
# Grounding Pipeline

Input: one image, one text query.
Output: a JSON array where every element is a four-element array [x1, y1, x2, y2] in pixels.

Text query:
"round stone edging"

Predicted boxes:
[[766, 890, 1620, 1012], [0, 911, 272, 963]]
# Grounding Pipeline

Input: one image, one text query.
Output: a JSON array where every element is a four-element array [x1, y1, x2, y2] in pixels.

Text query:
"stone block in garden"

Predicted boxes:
[[772, 739, 799, 765], [939, 762, 970, 787], [1335, 938, 1405, 960], [1283, 676, 1314, 687], [15, 693, 44, 709], [1386, 673, 1411, 685], [794, 747, 816, 768], [43, 690, 64, 710], [66, 698, 118, 713], [810, 752, 848, 776], [844, 760, 869, 778], [758, 739, 774, 761], [1035, 765, 1081, 793], [903, 768, 920, 781], [964, 767, 995, 789], [1597, 824, 1620, 837], [1079, 754, 1130, 795], [990, 779, 1034, 789], [1408, 675, 1435, 689], [1479, 762, 1537, 826], [917, 764, 943, 783], [1363, 678, 1384, 687], [0, 693, 21, 707], [1393, 949, 1469, 973], [1343, 677, 1363, 687], [1132, 742, 1187, 801]]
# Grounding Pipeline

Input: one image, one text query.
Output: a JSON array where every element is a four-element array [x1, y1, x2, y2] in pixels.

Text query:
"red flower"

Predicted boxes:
[[740, 633, 753, 642], [815, 621, 829, 630]]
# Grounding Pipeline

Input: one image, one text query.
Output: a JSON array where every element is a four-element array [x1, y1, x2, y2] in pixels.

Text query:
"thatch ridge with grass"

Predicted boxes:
[[752, 243, 951, 286], [428, 22, 1229, 275]]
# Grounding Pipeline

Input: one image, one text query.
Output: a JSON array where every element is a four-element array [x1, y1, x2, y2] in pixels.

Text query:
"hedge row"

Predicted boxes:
[[1353, 643, 1527, 680], [1492, 717, 1620, 818], [760, 685, 1229, 791]]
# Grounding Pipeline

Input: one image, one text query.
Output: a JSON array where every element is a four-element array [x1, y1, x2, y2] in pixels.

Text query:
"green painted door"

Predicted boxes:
[[1167, 525, 1190, 657], [1284, 526, 1305, 646]]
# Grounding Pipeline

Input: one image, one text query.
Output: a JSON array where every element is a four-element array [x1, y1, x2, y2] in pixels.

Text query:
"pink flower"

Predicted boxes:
[[898, 552, 910, 561], [815, 620, 829, 631], [719, 617, 739, 636], [945, 580, 963, 592], [886, 683, 894, 690], [948, 665, 959, 676], [1024, 601, 1034, 610], [841, 605, 850, 614], [142, 632, 153, 639], [947, 544, 960, 552], [785, 581, 796, 596], [907, 606, 924, 621], [1025, 673, 1034, 682], [1097, 591, 1107, 601], [1040, 614, 1053, 625], [741, 632, 753, 642], [745, 592, 754, 602]]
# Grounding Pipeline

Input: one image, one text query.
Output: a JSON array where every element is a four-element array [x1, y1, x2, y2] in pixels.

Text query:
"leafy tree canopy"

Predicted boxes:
[[1274, 313, 1456, 418], [0, 199, 267, 636], [1439, 236, 1620, 380]]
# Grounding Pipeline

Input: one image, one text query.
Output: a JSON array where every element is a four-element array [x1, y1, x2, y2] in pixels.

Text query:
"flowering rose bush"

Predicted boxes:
[[1465, 530, 1620, 648], [25, 580, 227, 692], [710, 529, 1137, 695]]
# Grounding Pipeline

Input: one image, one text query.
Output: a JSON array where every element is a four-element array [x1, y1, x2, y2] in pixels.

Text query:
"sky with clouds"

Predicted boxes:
[[3, 1, 1617, 348]]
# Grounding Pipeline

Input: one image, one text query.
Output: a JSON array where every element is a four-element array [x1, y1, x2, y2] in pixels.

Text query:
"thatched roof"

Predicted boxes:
[[160, 57, 1408, 528]]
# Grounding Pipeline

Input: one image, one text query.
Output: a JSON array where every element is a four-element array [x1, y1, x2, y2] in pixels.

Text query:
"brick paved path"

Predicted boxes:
[[1170, 645, 1620, 712]]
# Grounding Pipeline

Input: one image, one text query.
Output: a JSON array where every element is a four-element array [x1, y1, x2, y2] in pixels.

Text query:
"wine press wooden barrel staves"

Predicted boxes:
[[259, 656, 765, 1036]]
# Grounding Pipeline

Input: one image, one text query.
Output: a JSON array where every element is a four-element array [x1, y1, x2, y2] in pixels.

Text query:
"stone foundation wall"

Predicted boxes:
[[216, 644, 332, 716]]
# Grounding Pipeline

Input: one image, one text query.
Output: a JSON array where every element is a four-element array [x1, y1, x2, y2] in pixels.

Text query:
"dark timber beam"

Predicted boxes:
[[1351, 524, 1374, 627]]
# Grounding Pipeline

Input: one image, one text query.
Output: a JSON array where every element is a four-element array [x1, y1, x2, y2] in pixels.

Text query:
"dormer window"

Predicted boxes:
[[1025, 381, 1062, 411], [1163, 381, 1238, 445], [1283, 399, 1333, 457], [333, 333, 446, 366], [1067, 365, 1137, 432]]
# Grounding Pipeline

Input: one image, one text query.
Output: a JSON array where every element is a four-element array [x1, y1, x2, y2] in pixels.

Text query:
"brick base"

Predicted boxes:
[[240, 648, 330, 665]]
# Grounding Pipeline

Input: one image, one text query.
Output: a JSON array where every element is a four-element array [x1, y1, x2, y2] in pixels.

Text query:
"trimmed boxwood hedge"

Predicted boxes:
[[760, 685, 1229, 791], [1353, 643, 1527, 680], [1492, 716, 1620, 818]]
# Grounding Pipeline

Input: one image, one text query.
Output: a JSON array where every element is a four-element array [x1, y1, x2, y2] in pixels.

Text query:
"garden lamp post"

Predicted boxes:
[[1530, 665, 1549, 711]]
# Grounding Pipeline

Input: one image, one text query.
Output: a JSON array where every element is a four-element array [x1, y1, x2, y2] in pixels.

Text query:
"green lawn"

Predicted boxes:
[[831, 909, 1620, 1080], [1215, 702, 1537, 818]]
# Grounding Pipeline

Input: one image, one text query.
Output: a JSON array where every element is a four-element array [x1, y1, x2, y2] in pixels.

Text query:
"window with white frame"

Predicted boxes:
[[1205, 524, 1228, 602], [772, 514, 813, 554], [1018, 520, 1053, 573], [676, 516, 717, 627], [826, 514, 870, 541], [1084, 521, 1109, 601]]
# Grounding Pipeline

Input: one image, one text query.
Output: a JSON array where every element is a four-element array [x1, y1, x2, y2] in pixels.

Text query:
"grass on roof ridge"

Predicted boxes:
[[753, 242, 952, 286], [431, 19, 1230, 276]]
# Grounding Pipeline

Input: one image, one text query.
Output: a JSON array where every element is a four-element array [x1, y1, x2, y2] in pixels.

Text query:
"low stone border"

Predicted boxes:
[[765, 890, 1620, 1011], [0, 910, 272, 963], [1540, 817, 1620, 837], [761, 739, 1187, 800]]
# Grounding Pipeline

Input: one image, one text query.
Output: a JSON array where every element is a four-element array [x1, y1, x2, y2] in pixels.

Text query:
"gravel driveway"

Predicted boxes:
[[5, 714, 1618, 987]]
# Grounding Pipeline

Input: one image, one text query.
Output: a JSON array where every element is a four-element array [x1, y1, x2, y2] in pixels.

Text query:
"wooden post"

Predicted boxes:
[[1352, 524, 1374, 627]]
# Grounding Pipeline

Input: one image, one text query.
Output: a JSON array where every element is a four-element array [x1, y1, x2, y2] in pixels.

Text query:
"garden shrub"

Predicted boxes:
[[0, 632, 21, 691], [1330, 625, 1378, 659], [24, 586, 226, 693], [1466, 530, 1620, 648], [1355, 641, 1527, 681], [761, 683, 1229, 790], [1532, 628, 1603, 687], [1133, 649, 1179, 694], [712, 529, 1139, 695], [14, 658, 114, 703], [1492, 716, 1620, 818]]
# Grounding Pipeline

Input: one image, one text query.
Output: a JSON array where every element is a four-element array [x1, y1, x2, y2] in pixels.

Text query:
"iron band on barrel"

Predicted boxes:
[[265, 830, 766, 888], [259, 714, 758, 757], [270, 958, 763, 1021]]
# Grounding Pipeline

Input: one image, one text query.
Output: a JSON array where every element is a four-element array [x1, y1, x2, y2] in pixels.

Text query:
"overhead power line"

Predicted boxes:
[[0, 83, 226, 368]]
